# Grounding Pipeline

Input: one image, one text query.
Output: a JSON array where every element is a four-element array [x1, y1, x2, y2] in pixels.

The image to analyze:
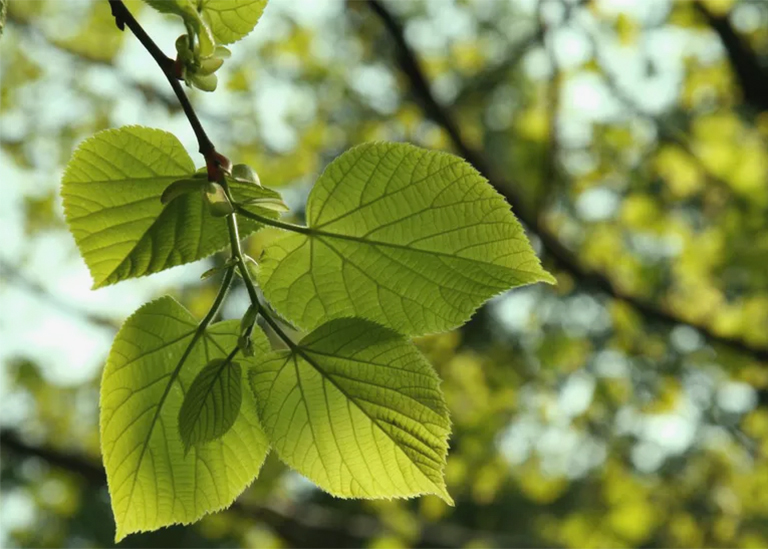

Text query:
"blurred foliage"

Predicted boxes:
[[3, 0, 768, 547]]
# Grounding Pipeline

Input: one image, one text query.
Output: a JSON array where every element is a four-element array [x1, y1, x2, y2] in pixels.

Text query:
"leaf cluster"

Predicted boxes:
[[58, 0, 554, 541]]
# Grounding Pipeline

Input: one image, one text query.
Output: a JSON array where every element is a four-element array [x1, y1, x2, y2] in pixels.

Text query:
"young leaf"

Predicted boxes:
[[248, 318, 453, 503], [200, 0, 268, 45], [61, 126, 277, 288], [143, 0, 196, 17], [178, 358, 243, 452], [258, 142, 555, 336], [145, 1, 216, 55], [241, 196, 289, 213], [146, 0, 267, 45], [204, 182, 234, 216], [100, 296, 270, 541], [161, 177, 207, 204], [231, 163, 260, 185]]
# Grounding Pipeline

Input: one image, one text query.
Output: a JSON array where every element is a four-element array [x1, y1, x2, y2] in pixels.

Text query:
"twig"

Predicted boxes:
[[577, 14, 752, 211], [0, 261, 117, 330], [107, 0, 218, 165]]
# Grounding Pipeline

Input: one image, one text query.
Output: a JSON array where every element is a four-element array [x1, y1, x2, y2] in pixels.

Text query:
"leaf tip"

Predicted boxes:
[[541, 269, 557, 285], [114, 525, 128, 544], [439, 491, 455, 506], [431, 480, 454, 506]]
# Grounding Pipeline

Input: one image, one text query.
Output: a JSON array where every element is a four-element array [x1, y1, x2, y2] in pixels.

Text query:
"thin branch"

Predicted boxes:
[[0, 261, 117, 330], [578, 18, 752, 211], [107, 0, 217, 163], [693, 0, 768, 113], [365, 0, 768, 363], [451, 29, 543, 108]]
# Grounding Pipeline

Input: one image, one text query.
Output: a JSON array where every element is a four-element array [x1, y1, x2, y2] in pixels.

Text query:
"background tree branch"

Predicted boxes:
[[693, 0, 768, 113], [365, 0, 768, 363], [0, 428, 540, 548]]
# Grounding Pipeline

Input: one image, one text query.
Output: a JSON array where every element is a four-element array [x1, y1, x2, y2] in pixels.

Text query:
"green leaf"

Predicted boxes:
[[258, 142, 555, 336], [143, 0, 197, 17], [204, 182, 234, 216], [100, 296, 270, 541], [161, 177, 207, 204], [248, 318, 453, 503], [178, 358, 242, 452], [61, 126, 276, 288], [241, 196, 290, 213], [200, 0, 268, 45], [231, 163, 260, 185], [145, 0, 267, 45]]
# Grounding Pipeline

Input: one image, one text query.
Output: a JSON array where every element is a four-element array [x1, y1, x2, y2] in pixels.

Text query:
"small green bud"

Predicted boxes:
[[240, 305, 258, 335], [190, 72, 218, 92], [198, 56, 224, 76], [175, 34, 193, 60], [238, 334, 254, 357], [200, 258, 237, 280], [214, 46, 232, 59], [231, 164, 260, 186]]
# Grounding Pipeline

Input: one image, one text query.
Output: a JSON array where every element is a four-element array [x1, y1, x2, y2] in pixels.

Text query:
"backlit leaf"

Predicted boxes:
[[61, 126, 279, 288], [258, 142, 555, 336], [248, 318, 453, 503], [145, 0, 267, 45], [100, 296, 270, 541], [178, 358, 243, 452], [201, 0, 268, 45]]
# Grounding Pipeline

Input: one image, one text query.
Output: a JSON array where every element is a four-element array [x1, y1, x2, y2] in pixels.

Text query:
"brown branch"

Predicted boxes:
[[107, 0, 222, 170], [365, 0, 768, 363]]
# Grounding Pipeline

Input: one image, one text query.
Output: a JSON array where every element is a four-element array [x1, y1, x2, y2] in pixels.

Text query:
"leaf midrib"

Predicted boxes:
[[304, 229, 538, 275]]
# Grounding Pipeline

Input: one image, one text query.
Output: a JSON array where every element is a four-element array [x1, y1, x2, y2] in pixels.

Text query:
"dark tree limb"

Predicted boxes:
[[365, 0, 768, 363], [0, 429, 539, 548], [693, 0, 768, 113]]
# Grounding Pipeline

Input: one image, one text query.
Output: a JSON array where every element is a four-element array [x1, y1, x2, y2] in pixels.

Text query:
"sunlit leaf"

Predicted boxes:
[[201, 0, 268, 45], [248, 318, 453, 503], [61, 126, 279, 288], [145, 0, 267, 45], [178, 358, 242, 452], [258, 142, 554, 336], [100, 296, 270, 541]]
